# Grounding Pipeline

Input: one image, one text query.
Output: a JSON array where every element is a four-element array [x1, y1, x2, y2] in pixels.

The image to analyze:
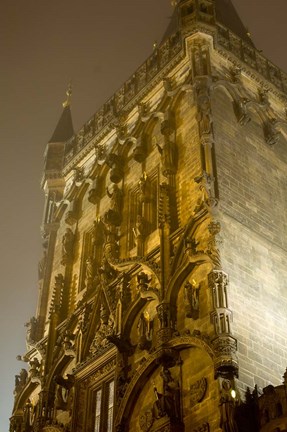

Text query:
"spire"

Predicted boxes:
[[161, 0, 254, 46], [49, 85, 74, 143]]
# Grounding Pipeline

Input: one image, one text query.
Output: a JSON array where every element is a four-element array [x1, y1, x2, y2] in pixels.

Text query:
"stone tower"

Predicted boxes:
[[10, 1, 287, 432]]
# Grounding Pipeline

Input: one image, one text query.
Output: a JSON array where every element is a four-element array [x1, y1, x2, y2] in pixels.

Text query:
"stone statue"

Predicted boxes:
[[184, 281, 200, 319], [61, 228, 74, 265], [85, 256, 94, 289], [137, 312, 153, 350], [220, 380, 238, 432], [14, 369, 28, 394], [133, 215, 146, 255], [107, 184, 122, 213], [156, 137, 177, 177]]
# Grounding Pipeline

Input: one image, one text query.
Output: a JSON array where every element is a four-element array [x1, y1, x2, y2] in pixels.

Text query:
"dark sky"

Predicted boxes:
[[1, 1, 287, 430]]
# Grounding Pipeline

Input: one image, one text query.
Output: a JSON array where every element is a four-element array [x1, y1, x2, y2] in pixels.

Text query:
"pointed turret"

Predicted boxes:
[[37, 87, 75, 342], [49, 85, 74, 143]]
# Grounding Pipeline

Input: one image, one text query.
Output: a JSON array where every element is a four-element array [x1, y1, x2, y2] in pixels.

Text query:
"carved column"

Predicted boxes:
[[208, 270, 238, 378]]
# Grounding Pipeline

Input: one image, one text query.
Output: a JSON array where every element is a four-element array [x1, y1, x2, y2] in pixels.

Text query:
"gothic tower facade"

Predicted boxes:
[[10, 1, 287, 432]]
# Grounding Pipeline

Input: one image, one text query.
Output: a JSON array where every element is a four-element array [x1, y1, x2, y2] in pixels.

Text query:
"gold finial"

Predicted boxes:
[[153, 41, 158, 51], [171, 0, 178, 6], [62, 83, 72, 108]]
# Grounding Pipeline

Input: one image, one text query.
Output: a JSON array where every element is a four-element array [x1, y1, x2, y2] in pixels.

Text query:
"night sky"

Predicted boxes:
[[1, 1, 287, 430]]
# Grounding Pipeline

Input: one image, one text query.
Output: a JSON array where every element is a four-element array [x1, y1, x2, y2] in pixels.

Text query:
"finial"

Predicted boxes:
[[62, 83, 72, 108], [153, 41, 158, 51], [171, 0, 178, 6]]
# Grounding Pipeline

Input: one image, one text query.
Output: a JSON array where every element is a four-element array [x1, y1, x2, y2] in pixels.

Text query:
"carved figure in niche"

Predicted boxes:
[[90, 307, 115, 354], [133, 215, 145, 238], [133, 215, 146, 255], [61, 228, 74, 265], [105, 184, 123, 226], [29, 357, 41, 381], [25, 316, 38, 344], [92, 218, 105, 246], [230, 66, 241, 83], [156, 136, 177, 177], [184, 281, 200, 319], [99, 256, 117, 284], [157, 303, 170, 329], [72, 167, 84, 183], [264, 120, 280, 146], [196, 84, 212, 136], [258, 88, 269, 105], [139, 172, 152, 203], [193, 48, 207, 77], [152, 368, 180, 421], [137, 272, 151, 293], [137, 311, 153, 350], [85, 256, 94, 289], [194, 171, 216, 211], [107, 184, 122, 212], [234, 98, 251, 126], [220, 379, 238, 432], [23, 399, 34, 431]]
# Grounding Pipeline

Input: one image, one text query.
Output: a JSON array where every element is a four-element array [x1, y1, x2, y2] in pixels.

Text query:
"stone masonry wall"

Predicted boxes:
[[213, 85, 287, 392]]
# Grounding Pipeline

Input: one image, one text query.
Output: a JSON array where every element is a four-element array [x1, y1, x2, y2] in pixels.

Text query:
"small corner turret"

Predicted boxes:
[[43, 85, 74, 185], [42, 86, 74, 228]]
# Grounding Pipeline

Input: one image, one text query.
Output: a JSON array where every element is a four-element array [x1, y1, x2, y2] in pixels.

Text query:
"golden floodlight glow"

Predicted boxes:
[[231, 390, 236, 399]]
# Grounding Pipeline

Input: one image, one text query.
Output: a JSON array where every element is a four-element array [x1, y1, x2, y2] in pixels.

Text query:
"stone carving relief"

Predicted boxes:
[[191, 44, 211, 79], [89, 303, 114, 355], [139, 367, 181, 432], [193, 172, 217, 212], [190, 377, 208, 407], [29, 357, 42, 383], [233, 97, 251, 126], [193, 423, 210, 432]]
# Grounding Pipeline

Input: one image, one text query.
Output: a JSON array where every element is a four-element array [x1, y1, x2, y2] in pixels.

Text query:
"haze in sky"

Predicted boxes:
[[1, 1, 287, 430]]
